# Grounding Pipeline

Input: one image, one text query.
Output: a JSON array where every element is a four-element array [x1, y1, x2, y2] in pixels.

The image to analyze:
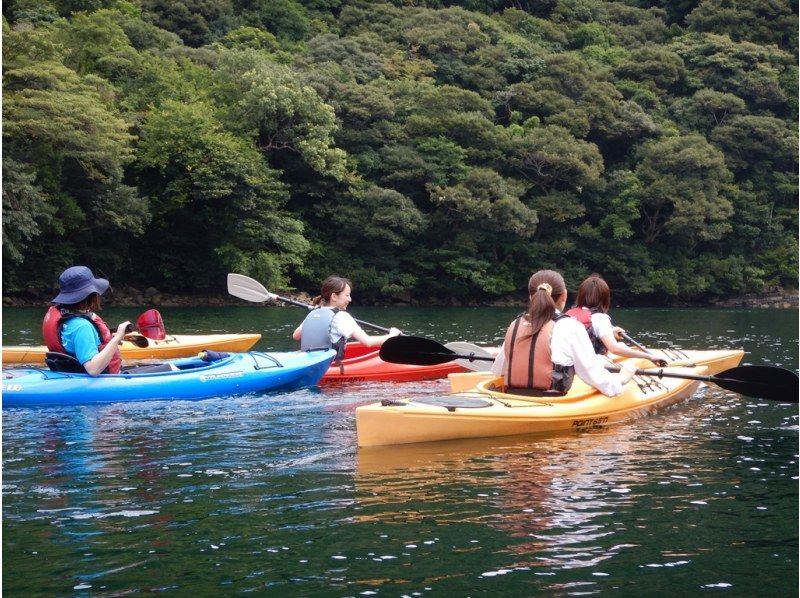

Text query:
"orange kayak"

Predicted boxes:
[[320, 342, 474, 383], [2, 333, 262, 365]]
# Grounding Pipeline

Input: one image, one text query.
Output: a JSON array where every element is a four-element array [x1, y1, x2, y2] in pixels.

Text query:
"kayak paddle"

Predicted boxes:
[[124, 333, 150, 348], [443, 341, 496, 372], [380, 336, 495, 366], [227, 273, 392, 334], [121, 323, 149, 348], [605, 364, 799, 403], [619, 331, 649, 352], [379, 336, 799, 403]]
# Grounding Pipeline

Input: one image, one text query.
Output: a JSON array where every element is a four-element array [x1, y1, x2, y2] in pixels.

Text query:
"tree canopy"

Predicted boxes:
[[2, 0, 797, 303]]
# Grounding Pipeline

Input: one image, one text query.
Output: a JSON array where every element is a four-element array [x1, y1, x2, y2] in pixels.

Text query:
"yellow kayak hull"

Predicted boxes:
[[356, 348, 744, 447], [2, 333, 261, 364]]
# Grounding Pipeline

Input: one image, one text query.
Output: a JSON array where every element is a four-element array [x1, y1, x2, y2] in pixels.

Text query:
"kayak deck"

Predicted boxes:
[[2, 333, 262, 364], [2, 349, 335, 407], [355, 354, 742, 447], [320, 342, 467, 383]]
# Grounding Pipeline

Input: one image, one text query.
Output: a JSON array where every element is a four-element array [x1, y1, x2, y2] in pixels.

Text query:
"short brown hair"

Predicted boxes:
[[575, 275, 610, 313]]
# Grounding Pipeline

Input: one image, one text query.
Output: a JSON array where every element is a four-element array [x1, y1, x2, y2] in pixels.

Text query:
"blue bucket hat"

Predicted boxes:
[[52, 266, 110, 304]]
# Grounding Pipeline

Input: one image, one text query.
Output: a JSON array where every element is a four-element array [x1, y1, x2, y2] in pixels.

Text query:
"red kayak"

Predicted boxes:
[[320, 342, 465, 384]]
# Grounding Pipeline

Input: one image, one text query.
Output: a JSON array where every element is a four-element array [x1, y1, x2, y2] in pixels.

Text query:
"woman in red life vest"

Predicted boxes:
[[565, 275, 668, 367], [491, 270, 638, 396], [42, 266, 130, 376]]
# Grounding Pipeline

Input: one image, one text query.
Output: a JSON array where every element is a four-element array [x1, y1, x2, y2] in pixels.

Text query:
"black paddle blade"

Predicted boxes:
[[124, 333, 150, 348], [713, 365, 799, 403], [379, 336, 456, 366]]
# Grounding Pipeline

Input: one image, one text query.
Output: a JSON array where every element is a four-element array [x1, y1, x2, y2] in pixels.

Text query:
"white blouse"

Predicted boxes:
[[330, 311, 363, 344]]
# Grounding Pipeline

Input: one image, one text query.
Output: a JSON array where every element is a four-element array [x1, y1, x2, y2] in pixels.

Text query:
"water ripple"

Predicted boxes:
[[3, 308, 797, 595]]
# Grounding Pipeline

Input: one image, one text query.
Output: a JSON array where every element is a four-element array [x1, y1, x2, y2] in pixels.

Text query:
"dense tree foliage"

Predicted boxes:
[[2, 0, 797, 303]]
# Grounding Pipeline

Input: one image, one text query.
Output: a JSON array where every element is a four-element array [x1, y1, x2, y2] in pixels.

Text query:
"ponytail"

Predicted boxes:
[[524, 270, 567, 335], [316, 275, 352, 307]]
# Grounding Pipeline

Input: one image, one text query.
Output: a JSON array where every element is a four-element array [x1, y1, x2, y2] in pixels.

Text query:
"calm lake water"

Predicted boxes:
[[3, 306, 798, 596]]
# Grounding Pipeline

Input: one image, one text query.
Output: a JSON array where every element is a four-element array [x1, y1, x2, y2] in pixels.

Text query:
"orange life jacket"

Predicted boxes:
[[503, 313, 568, 392], [42, 306, 122, 374]]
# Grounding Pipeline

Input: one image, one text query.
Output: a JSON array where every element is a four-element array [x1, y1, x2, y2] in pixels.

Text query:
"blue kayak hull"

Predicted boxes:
[[2, 350, 335, 407]]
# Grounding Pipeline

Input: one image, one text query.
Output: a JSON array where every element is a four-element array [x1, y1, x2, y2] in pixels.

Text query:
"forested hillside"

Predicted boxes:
[[3, 0, 797, 304]]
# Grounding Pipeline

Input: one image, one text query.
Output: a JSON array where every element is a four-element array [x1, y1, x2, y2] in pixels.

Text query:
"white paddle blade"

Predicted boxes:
[[227, 273, 274, 303], [444, 342, 497, 372]]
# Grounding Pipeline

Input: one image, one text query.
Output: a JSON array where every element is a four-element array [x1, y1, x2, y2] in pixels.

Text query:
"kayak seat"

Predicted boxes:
[[45, 352, 86, 373], [121, 363, 178, 374]]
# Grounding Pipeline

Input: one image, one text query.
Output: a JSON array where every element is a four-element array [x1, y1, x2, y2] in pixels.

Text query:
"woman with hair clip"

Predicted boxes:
[[292, 276, 401, 358], [566, 274, 668, 367], [491, 269, 638, 396]]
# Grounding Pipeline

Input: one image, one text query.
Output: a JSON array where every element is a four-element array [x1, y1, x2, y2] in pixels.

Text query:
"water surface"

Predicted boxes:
[[3, 307, 797, 595]]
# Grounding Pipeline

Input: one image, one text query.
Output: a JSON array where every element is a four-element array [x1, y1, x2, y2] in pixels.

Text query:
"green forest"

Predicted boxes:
[[3, 0, 797, 304]]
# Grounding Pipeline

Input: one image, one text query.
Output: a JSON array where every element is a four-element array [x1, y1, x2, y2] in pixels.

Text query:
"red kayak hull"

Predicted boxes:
[[320, 342, 463, 383]]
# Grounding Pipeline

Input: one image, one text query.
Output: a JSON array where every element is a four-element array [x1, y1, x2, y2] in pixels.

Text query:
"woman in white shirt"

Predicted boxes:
[[492, 270, 637, 396], [565, 274, 667, 367], [292, 276, 401, 353]]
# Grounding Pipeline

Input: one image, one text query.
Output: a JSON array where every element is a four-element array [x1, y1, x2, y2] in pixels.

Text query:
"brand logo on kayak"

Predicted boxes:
[[2, 384, 22, 391], [572, 416, 608, 428], [199, 371, 244, 382]]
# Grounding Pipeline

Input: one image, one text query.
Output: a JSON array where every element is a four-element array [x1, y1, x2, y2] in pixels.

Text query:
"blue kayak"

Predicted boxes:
[[2, 350, 335, 407]]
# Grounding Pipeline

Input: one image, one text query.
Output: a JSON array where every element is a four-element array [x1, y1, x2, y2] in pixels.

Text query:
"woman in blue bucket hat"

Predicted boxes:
[[42, 266, 131, 375]]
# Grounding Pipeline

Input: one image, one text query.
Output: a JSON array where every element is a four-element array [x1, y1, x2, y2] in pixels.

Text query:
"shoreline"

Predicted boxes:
[[3, 287, 797, 310]]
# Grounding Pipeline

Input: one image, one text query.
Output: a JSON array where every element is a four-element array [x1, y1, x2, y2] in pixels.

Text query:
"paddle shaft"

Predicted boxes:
[[606, 364, 798, 402], [620, 332, 649, 353], [227, 273, 392, 334], [608, 365, 714, 383], [423, 351, 493, 363], [277, 293, 391, 334]]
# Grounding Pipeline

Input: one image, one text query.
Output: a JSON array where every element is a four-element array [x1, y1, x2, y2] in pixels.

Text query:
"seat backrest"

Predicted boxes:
[[45, 352, 87, 373]]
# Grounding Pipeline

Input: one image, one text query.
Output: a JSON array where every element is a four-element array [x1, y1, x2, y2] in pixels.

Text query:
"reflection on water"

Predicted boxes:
[[353, 384, 798, 593], [3, 307, 798, 595]]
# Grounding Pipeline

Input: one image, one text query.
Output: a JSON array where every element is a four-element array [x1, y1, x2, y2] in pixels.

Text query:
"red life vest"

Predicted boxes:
[[42, 306, 122, 374], [564, 306, 607, 355]]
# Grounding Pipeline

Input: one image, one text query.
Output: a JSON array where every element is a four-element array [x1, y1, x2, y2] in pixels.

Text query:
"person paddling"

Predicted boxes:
[[491, 270, 638, 396], [292, 276, 401, 362], [42, 266, 130, 376], [565, 274, 669, 367]]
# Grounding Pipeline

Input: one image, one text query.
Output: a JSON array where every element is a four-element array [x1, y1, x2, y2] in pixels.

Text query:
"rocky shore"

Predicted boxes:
[[712, 289, 798, 309], [3, 285, 797, 309], [1, 285, 312, 308]]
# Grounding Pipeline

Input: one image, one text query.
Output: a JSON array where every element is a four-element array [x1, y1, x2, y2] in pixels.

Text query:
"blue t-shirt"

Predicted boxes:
[[60, 317, 101, 365]]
